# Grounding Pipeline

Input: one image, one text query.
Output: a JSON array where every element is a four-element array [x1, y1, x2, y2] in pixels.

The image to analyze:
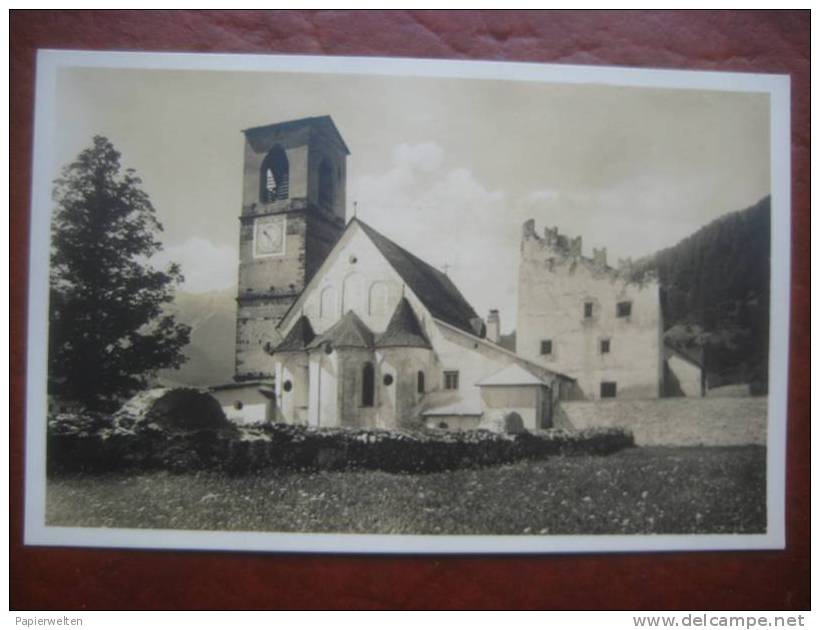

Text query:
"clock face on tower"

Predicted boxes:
[[253, 215, 286, 257]]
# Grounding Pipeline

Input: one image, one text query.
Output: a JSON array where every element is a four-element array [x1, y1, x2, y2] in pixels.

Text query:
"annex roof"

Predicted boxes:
[[375, 297, 432, 349], [476, 363, 548, 387], [307, 310, 374, 350]]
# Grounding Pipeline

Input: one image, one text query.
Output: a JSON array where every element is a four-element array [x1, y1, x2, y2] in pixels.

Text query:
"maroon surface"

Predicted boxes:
[[10, 10, 810, 610]]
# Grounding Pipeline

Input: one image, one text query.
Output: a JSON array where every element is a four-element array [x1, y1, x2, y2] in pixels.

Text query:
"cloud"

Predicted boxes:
[[351, 142, 522, 332], [152, 237, 237, 294], [349, 142, 717, 334]]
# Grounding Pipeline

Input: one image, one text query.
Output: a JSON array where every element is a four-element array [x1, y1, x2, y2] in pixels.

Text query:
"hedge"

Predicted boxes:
[[47, 416, 634, 475]]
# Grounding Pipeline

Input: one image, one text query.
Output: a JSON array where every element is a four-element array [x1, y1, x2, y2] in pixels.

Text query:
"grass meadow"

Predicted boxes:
[[46, 446, 766, 535]]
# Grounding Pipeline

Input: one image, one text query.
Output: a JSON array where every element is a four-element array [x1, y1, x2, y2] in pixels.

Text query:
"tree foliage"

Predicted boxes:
[[49, 136, 191, 410], [634, 196, 771, 389]]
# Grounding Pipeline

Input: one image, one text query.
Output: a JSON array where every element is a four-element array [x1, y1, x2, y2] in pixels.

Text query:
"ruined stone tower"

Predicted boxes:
[[235, 116, 349, 380], [517, 219, 664, 399]]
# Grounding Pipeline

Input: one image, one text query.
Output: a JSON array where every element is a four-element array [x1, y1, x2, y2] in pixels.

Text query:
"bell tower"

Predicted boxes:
[[235, 116, 349, 380]]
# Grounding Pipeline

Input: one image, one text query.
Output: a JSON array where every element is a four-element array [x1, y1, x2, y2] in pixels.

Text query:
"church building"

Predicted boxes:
[[211, 115, 577, 429]]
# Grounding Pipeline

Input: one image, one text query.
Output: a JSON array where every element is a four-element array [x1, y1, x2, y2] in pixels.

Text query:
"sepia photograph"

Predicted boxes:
[[24, 50, 790, 553]]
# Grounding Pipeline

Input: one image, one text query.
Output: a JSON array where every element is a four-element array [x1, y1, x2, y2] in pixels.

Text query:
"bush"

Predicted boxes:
[[48, 414, 634, 475]]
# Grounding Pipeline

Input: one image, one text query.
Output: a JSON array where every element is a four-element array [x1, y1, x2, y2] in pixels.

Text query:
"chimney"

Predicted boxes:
[[486, 309, 501, 344], [593, 247, 607, 268]]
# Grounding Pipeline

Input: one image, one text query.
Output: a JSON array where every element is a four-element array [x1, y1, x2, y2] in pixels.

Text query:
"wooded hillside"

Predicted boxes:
[[635, 196, 771, 389]]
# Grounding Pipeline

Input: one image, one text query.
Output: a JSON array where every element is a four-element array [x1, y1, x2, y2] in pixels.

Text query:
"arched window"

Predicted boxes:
[[417, 371, 425, 394], [361, 362, 375, 407], [319, 285, 337, 319], [259, 145, 289, 203], [318, 159, 334, 208], [342, 273, 365, 314]]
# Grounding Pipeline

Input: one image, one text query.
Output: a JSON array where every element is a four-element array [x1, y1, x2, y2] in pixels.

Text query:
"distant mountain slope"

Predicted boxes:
[[634, 195, 771, 388], [158, 287, 237, 386]]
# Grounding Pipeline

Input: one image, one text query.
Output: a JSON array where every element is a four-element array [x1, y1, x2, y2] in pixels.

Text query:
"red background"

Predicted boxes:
[[10, 10, 810, 610]]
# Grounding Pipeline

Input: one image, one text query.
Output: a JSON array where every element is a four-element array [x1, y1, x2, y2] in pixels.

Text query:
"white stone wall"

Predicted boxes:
[[558, 397, 767, 446], [423, 416, 481, 431], [480, 386, 539, 430], [517, 221, 663, 400], [210, 385, 274, 425], [274, 354, 310, 424], [667, 355, 702, 398]]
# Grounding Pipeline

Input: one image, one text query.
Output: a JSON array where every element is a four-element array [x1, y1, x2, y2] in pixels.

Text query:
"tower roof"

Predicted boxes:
[[375, 297, 432, 349], [307, 311, 374, 350], [272, 315, 315, 353], [242, 115, 350, 154]]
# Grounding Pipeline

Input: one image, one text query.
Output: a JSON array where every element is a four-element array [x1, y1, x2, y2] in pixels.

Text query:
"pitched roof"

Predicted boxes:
[[273, 315, 315, 353], [307, 311, 374, 350], [476, 363, 547, 387], [375, 298, 432, 349], [355, 219, 481, 336]]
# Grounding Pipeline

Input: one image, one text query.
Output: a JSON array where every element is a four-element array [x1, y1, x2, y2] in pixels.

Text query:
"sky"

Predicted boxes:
[[52, 65, 771, 333]]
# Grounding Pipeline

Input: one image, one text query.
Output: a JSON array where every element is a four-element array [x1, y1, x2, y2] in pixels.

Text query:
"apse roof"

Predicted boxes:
[[375, 297, 432, 349], [273, 315, 315, 353], [307, 310, 374, 350]]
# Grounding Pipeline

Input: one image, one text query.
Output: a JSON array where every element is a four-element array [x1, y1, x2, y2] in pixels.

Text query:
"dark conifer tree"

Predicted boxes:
[[49, 136, 191, 410]]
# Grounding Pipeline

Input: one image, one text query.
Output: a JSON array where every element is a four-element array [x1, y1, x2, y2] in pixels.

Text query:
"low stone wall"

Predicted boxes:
[[556, 397, 767, 446]]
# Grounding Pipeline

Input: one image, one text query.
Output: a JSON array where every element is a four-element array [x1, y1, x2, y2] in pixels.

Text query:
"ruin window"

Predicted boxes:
[[600, 339, 611, 354], [417, 371, 425, 394], [318, 159, 334, 208], [361, 362, 375, 407], [540, 339, 553, 356], [259, 145, 289, 203], [444, 370, 460, 391], [600, 381, 617, 399], [584, 301, 594, 318], [616, 301, 632, 318]]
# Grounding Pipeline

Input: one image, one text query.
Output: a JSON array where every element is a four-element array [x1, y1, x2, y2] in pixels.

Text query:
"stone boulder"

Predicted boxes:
[[478, 411, 526, 434], [113, 387, 230, 435]]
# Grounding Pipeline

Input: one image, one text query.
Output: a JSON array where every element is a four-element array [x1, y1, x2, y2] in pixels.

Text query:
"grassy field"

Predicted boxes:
[[46, 446, 766, 535]]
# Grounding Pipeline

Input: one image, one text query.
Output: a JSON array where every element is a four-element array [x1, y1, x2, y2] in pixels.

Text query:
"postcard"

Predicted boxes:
[[24, 50, 790, 553]]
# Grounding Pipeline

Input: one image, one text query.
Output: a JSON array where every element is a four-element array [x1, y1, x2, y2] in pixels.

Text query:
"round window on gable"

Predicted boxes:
[[283, 380, 293, 393], [233, 401, 244, 410], [383, 374, 394, 386], [349, 254, 358, 264]]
